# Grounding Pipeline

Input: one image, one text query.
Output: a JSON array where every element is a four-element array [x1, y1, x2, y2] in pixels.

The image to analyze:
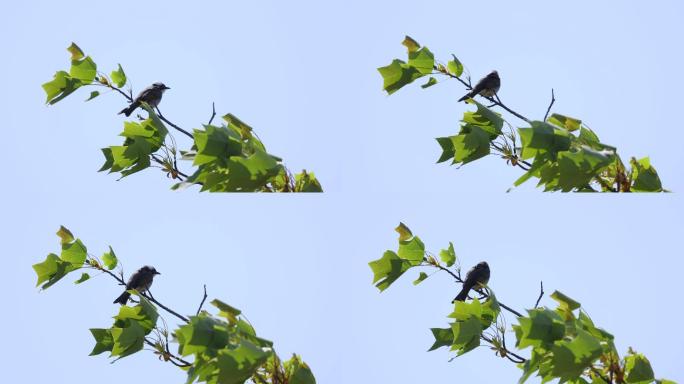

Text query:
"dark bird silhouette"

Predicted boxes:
[[458, 71, 500, 102], [118, 82, 170, 116], [113, 266, 161, 305], [452, 261, 490, 303]]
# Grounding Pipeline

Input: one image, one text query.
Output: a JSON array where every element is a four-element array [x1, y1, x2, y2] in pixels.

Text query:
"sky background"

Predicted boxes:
[[1, 0, 683, 383]]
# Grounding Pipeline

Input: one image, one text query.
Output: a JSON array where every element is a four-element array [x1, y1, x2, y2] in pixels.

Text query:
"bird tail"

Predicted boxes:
[[118, 101, 139, 117], [452, 285, 471, 303], [113, 291, 131, 305], [458, 92, 474, 102]]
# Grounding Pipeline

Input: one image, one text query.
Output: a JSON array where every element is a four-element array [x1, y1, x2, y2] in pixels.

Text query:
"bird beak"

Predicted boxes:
[[155, 271, 161, 275], [163, 85, 170, 90]]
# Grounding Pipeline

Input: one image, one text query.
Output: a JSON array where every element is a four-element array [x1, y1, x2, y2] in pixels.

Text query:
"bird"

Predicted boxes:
[[458, 71, 500, 102], [113, 266, 161, 305], [118, 82, 170, 116], [452, 261, 490, 303]]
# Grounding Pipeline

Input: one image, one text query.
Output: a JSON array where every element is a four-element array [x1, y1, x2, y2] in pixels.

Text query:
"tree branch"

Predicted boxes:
[[155, 107, 194, 139], [91, 263, 190, 323], [534, 281, 544, 308], [207, 102, 216, 125], [434, 66, 531, 124], [544, 89, 555, 121], [431, 263, 524, 318], [196, 284, 208, 315]]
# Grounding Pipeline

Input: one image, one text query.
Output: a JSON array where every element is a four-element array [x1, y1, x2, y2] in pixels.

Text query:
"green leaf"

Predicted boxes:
[[439, 242, 456, 267], [394, 222, 413, 241], [74, 273, 90, 284], [284, 354, 316, 384], [191, 148, 283, 192], [550, 291, 581, 311], [212, 299, 242, 322], [408, 47, 435, 75], [435, 136, 456, 163], [421, 76, 437, 89], [579, 126, 600, 146], [401, 35, 420, 53], [450, 316, 482, 355], [377, 59, 424, 95], [89, 328, 114, 355], [625, 353, 655, 384], [67, 42, 85, 60], [42, 70, 83, 105], [413, 272, 429, 285], [110, 321, 145, 358], [462, 100, 504, 136], [369, 250, 412, 292], [450, 126, 491, 164], [514, 308, 565, 349], [447, 55, 464, 77], [630, 157, 663, 192], [397, 234, 425, 265], [114, 295, 158, 332], [513, 160, 544, 187], [176, 314, 230, 356], [556, 147, 614, 192], [110, 64, 127, 88], [192, 125, 243, 167], [61, 238, 87, 265], [100, 131, 156, 177], [85, 91, 99, 101], [550, 328, 603, 381], [578, 310, 614, 343], [215, 341, 271, 384], [428, 327, 453, 351], [449, 297, 499, 329], [56, 225, 74, 244], [102, 246, 118, 270], [519, 121, 572, 160], [547, 113, 582, 132], [33, 253, 62, 288], [70, 55, 97, 83], [294, 171, 323, 192]]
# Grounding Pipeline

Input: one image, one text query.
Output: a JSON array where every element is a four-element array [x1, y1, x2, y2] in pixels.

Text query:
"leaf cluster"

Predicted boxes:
[[368, 223, 674, 383], [377, 36, 665, 192], [33, 226, 316, 384], [42, 43, 322, 192]]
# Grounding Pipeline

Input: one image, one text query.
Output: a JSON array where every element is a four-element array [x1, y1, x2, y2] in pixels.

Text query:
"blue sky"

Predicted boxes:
[[2, 0, 683, 383]]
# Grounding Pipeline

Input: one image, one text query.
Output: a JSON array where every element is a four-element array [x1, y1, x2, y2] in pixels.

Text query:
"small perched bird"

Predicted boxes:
[[452, 261, 490, 303], [113, 266, 161, 305], [118, 82, 170, 116], [458, 71, 500, 102]]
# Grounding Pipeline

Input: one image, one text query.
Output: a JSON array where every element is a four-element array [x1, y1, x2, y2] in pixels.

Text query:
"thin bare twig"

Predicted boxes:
[[196, 284, 208, 315], [544, 89, 555, 121], [534, 281, 544, 308], [207, 102, 216, 125]]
